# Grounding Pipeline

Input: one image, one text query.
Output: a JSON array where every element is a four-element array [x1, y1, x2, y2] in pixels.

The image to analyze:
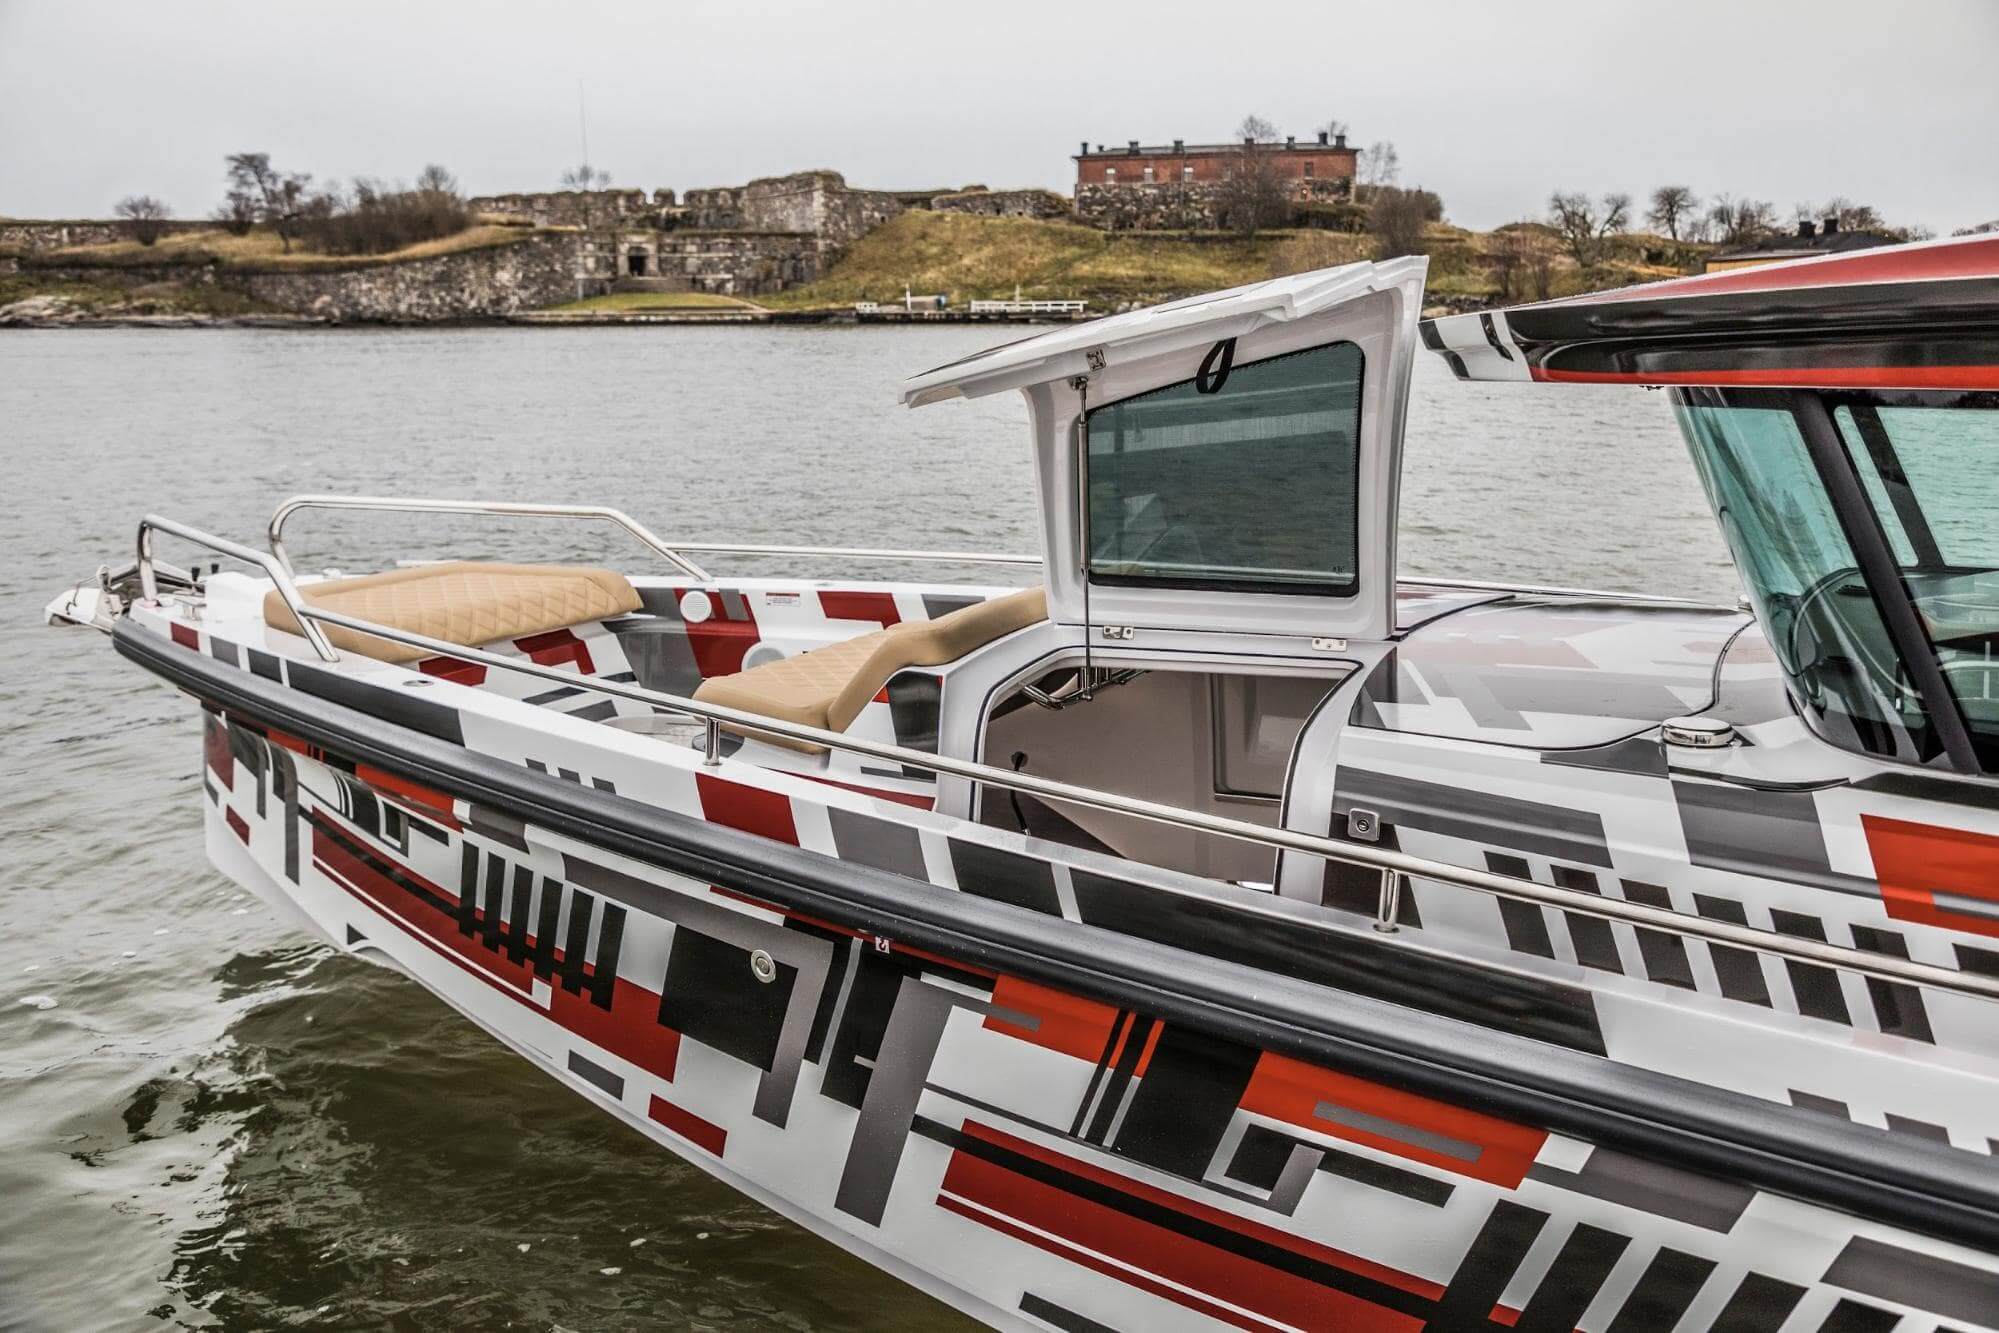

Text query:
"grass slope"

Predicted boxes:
[[31, 224, 534, 271], [756, 212, 1705, 313], [753, 212, 1374, 311]]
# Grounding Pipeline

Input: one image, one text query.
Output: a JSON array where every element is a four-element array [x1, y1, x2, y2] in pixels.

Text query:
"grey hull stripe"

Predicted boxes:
[[1822, 1236, 1999, 1326], [1337, 766, 1613, 868], [1529, 1146, 1753, 1233], [1314, 1099, 1482, 1163], [834, 974, 959, 1227], [562, 853, 833, 1129]]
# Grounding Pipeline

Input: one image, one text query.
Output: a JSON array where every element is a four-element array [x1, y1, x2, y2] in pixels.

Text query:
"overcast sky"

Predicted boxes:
[[3, 0, 1994, 232]]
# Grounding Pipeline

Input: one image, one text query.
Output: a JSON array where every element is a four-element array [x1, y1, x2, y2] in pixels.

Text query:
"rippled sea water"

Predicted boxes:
[[0, 326, 1738, 1330]]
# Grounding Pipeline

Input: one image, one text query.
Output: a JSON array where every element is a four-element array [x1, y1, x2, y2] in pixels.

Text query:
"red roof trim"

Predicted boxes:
[[1532, 364, 1999, 390], [1545, 235, 1999, 308]]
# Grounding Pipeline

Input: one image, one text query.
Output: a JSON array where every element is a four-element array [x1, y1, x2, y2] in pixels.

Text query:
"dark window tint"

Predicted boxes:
[[1086, 341, 1363, 595]]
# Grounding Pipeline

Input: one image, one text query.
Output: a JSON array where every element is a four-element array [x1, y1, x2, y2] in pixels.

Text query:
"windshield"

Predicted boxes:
[[1084, 340, 1363, 595], [1676, 388, 1999, 771]]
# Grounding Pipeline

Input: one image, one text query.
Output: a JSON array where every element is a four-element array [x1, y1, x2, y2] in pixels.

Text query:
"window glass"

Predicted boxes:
[[1086, 341, 1363, 595], [1830, 396, 1999, 764], [1675, 397, 1941, 763]]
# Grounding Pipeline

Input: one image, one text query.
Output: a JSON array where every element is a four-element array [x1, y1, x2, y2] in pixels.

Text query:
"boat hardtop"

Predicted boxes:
[[47, 234, 1999, 1331]]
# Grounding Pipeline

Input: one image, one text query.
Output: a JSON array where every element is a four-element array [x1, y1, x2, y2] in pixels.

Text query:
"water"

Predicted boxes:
[[0, 326, 1737, 1330]]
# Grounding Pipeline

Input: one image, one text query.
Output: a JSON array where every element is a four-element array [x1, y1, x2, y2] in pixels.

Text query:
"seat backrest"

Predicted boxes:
[[826, 585, 1047, 729], [262, 561, 642, 664]]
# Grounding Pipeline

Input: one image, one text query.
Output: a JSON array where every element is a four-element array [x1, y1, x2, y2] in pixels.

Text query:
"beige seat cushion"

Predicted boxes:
[[695, 586, 1047, 746], [262, 561, 642, 664]]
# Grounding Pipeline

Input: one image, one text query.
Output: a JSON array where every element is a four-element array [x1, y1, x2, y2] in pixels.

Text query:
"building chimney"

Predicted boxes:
[[1244, 135, 1255, 147], [1317, 130, 1329, 146], [1172, 138, 1184, 154], [1286, 135, 1295, 148], [1797, 218, 1816, 238], [1823, 215, 1840, 234], [1334, 132, 1348, 149], [1080, 141, 1089, 156], [1128, 139, 1139, 154]]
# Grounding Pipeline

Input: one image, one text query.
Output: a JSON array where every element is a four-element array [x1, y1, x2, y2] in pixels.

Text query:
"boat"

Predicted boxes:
[[46, 235, 1999, 1330]]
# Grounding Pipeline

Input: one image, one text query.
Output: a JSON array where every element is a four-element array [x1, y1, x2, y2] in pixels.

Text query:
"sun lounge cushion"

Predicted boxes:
[[261, 561, 642, 665], [694, 586, 1047, 746]]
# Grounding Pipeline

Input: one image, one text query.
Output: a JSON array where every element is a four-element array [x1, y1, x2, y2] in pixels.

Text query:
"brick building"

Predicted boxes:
[[1071, 131, 1359, 231], [1074, 131, 1357, 189]]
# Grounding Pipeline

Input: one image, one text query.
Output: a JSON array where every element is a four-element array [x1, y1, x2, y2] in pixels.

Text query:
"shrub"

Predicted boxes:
[[296, 172, 472, 256], [113, 195, 172, 245]]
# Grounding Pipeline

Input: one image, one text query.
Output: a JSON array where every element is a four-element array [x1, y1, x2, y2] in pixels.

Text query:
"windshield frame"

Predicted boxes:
[[1675, 385, 1995, 775]]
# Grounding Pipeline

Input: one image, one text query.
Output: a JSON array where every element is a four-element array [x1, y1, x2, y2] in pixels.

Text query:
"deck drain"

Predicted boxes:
[[749, 949, 778, 984]]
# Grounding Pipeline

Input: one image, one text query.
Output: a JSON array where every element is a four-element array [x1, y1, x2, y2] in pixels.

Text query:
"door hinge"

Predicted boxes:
[[1101, 624, 1135, 641], [1311, 636, 1348, 652]]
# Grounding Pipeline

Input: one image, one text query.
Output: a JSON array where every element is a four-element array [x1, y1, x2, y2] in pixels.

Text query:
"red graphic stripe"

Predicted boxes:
[[513, 628, 595, 675], [935, 1195, 1268, 1330], [648, 1095, 727, 1156], [1532, 364, 1999, 391], [1240, 1052, 1546, 1188], [309, 813, 680, 1082], [818, 589, 902, 628], [796, 773, 936, 810], [170, 622, 200, 650], [1864, 813, 1999, 940], [358, 763, 462, 829], [943, 1121, 1434, 1330], [983, 976, 1122, 1062], [419, 656, 488, 686], [695, 773, 800, 844], [225, 807, 251, 844], [266, 727, 313, 756], [310, 816, 537, 998], [204, 713, 235, 786], [678, 590, 760, 677]]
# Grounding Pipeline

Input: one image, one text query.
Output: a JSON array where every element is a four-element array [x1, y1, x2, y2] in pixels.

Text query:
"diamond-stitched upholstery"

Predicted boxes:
[[261, 561, 642, 664], [694, 586, 1047, 749]]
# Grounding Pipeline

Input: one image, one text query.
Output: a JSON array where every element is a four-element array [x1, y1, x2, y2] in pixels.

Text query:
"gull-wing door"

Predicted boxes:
[[902, 258, 1428, 642]]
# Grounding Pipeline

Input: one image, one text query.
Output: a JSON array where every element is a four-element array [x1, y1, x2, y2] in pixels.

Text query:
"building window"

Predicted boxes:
[[1303, 161, 1315, 179], [1143, 165, 1155, 182], [1181, 165, 1194, 181], [1104, 167, 1117, 183]]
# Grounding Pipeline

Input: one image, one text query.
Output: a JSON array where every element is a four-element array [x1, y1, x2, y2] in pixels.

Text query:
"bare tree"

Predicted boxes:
[[1802, 197, 1890, 234], [1706, 194, 1777, 246], [415, 163, 460, 197], [1368, 187, 1429, 260], [1217, 139, 1289, 238], [212, 189, 257, 236], [1234, 113, 1278, 144], [560, 162, 613, 227], [1547, 191, 1630, 269], [224, 152, 312, 251], [1648, 185, 1697, 241], [1356, 141, 1401, 196], [114, 195, 172, 245], [1489, 227, 1560, 303]]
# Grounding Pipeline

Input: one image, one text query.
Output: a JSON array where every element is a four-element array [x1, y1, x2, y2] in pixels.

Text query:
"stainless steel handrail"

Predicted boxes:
[[664, 540, 1041, 567], [267, 494, 1737, 606], [163, 540, 1998, 1006], [268, 495, 713, 581], [268, 494, 1042, 582], [138, 515, 340, 662]]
